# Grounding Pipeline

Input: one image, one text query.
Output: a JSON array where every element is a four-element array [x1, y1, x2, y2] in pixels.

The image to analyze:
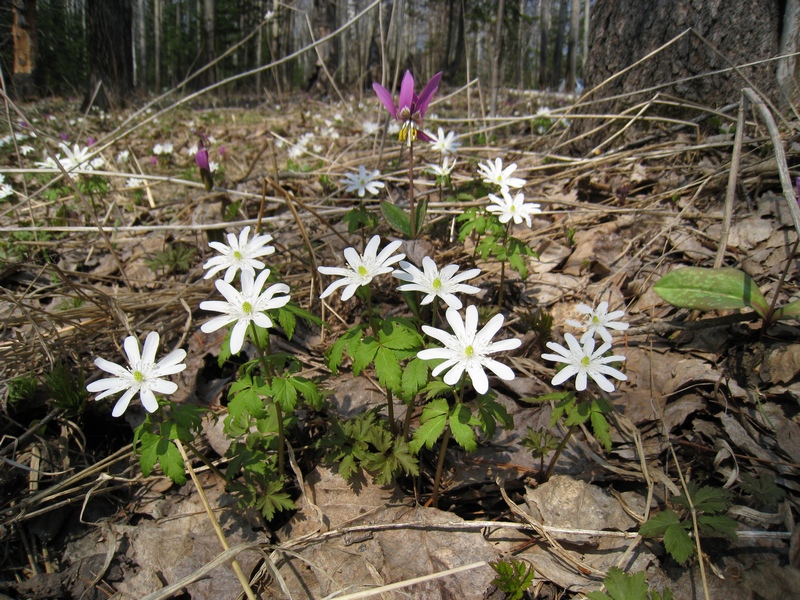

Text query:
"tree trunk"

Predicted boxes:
[[565, 0, 580, 92], [83, 0, 133, 110], [12, 0, 37, 99], [551, 0, 568, 88], [154, 0, 162, 91], [133, 0, 147, 90], [204, 0, 216, 86], [489, 0, 506, 116], [538, 0, 551, 88], [576, 0, 783, 151], [777, 0, 800, 106]]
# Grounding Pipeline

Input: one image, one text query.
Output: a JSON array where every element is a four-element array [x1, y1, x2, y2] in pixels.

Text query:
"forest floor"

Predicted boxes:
[[1, 84, 799, 600]]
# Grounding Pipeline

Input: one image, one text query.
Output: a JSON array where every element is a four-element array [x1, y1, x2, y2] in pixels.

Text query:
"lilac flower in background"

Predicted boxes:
[[60, 133, 69, 141], [218, 145, 227, 157], [88, 137, 96, 146], [373, 70, 442, 144]]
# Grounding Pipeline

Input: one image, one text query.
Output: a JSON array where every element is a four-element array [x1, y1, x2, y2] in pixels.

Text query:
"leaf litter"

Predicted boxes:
[[2, 75, 800, 600]]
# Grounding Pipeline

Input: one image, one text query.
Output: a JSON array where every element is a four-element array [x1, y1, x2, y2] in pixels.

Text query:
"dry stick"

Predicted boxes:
[[174, 439, 257, 600], [589, 94, 660, 156], [714, 92, 749, 268]]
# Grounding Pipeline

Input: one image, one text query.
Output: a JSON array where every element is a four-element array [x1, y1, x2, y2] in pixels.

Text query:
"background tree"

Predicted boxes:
[[84, 0, 133, 110], [11, 0, 37, 98]]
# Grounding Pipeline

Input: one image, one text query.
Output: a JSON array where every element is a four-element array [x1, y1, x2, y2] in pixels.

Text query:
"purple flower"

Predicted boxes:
[[60, 133, 69, 141], [373, 70, 442, 144], [218, 145, 227, 157], [88, 137, 96, 146], [193, 131, 213, 191]]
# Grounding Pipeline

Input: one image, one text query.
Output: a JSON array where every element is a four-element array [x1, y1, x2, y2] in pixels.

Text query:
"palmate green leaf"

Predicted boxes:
[[673, 484, 729, 514], [374, 346, 402, 392], [489, 559, 535, 600], [663, 523, 694, 563], [410, 398, 449, 453], [380, 200, 412, 238], [290, 376, 323, 409], [639, 510, 681, 537], [271, 376, 298, 412], [589, 567, 649, 600], [475, 395, 513, 439], [327, 325, 366, 373], [421, 379, 453, 400], [227, 375, 267, 420], [401, 357, 429, 400], [255, 480, 295, 520], [378, 321, 423, 350], [590, 410, 612, 452], [448, 403, 477, 451], [351, 338, 378, 375], [157, 439, 187, 485], [653, 267, 769, 319], [138, 431, 161, 478], [698, 515, 739, 540]]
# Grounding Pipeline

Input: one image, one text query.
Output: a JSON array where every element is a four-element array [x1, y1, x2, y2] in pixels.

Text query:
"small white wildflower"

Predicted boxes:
[[487, 190, 541, 227], [478, 157, 526, 192], [0, 183, 14, 199], [566, 301, 629, 344], [199, 269, 291, 355], [318, 235, 405, 301], [116, 150, 130, 163], [340, 165, 385, 197], [418, 305, 521, 394], [429, 127, 461, 155], [541, 333, 627, 393], [363, 121, 379, 135], [203, 226, 276, 283], [20, 145, 35, 156], [209, 160, 220, 172], [125, 177, 145, 188], [86, 331, 187, 417], [427, 156, 456, 178], [393, 257, 481, 310]]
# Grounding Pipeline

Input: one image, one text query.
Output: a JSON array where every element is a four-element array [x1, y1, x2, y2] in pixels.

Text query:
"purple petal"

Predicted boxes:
[[195, 147, 210, 170], [415, 72, 442, 117], [416, 130, 434, 143], [372, 82, 397, 119], [398, 71, 415, 112]]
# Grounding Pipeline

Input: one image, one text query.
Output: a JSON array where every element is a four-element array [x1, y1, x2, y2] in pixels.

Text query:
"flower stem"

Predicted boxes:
[[249, 321, 284, 477], [408, 139, 416, 239], [543, 423, 577, 483], [431, 426, 451, 508], [497, 222, 511, 309], [175, 439, 256, 600]]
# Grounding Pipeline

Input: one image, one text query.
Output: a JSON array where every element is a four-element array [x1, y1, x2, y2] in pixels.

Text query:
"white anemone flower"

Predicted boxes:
[[37, 143, 102, 173], [340, 165, 385, 197], [487, 190, 541, 227], [125, 177, 145, 188], [478, 157, 526, 191], [418, 305, 521, 394], [86, 331, 187, 417], [318, 235, 405, 301], [566, 301, 630, 344], [427, 156, 456, 178], [199, 269, 291, 354], [429, 127, 461, 155], [393, 257, 481, 310], [20, 145, 35, 156], [541, 333, 627, 393], [0, 183, 15, 199], [203, 226, 276, 283]]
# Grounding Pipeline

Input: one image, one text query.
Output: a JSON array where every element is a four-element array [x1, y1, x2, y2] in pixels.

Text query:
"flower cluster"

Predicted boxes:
[[541, 301, 629, 393], [36, 142, 104, 173], [477, 157, 541, 228], [88, 225, 290, 416], [317, 236, 519, 394]]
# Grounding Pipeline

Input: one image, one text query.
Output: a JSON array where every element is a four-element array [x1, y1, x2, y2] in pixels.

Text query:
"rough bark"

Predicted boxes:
[[551, 0, 569, 88], [83, 0, 133, 111], [777, 0, 800, 105], [565, 0, 580, 93], [12, 0, 37, 99], [584, 0, 781, 108]]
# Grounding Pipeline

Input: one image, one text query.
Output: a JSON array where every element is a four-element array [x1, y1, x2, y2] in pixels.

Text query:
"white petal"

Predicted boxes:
[[123, 336, 141, 365], [141, 332, 160, 365], [139, 388, 160, 412], [466, 363, 489, 394], [111, 388, 137, 417], [150, 379, 179, 395], [230, 320, 248, 354], [482, 358, 516, 381], [93, 357, 129, 377], [551, 365, 579, 386]]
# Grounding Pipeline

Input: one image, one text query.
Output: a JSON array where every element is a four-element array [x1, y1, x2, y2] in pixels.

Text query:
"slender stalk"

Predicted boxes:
[[497, 222, 511, 309], [763, 236, 800, 332], [408, 139, 416, 239], [249, 321, 284, 477], [543, 424, 577, 483], [386, 388, 396, 435], [175, 439, 256, 600], [402, 399, 415, 441], [431, 426, 451, 508]]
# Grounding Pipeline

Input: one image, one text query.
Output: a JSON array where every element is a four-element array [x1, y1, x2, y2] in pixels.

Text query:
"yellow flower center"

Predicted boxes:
[[432, 277, 442, 290], [581, 356, 591, 367], [233, 250, 243, 260], [132, 370, 144, 382], [465, 345, 475, 357], [592, 315, 600, 324], [242, 301, 253, 314], [358, 265, 369, 277]]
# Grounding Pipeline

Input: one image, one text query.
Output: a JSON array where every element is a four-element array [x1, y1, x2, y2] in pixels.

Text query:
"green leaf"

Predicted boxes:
[[255, 480, 295, 520], [489, 559, 535, 600], [138, 431, 161, 478], [379, 322, 422, 350], [351, 338, 378, 375], [674, 484, 729, 514], [327, 325, 365, 373], [475, 395, 513, 439], [414, 197, 428, 235], [271, 376, 298, 412], [653, 267, 769, 319], [590, 410, 612, 453], [410, 398, 449, 452], [374, 346, 402, 392], [401, 357, 429, 400], [276, 307, 297, 340], [421, 379, 453, 400], [380, 200, 412, 238], [639, 510, 681, 537], [157, 440, 187, 485], [448, 403, 477, 451], [290, 376, 323, 410], [698, 515, 739, 540], [603, 567, 649, 600], [773, 299, 800, 321], [663, 523, 694, 563]]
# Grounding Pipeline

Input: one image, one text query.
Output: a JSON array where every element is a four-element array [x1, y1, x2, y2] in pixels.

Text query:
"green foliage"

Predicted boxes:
[[457, 208, 536, 279], [586, 567, 673, 600], [145, 244, 196, 275], [521, 427, 561, 459], [7, 374, 38, 404], [548, 392, 614, 452], [224, 200, 243, 222], [380, 198, 428, 238], [739, 472, 786, 508], [45, 362, 86, 417], [653, 267, 770, 320], [489, 558, 535, 600], [275, 301, 324, 341], [639, 484, 738, 564], [318, 409, 418, 483], [521, 307, 554, 348], [342, 204, 379, 235]]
